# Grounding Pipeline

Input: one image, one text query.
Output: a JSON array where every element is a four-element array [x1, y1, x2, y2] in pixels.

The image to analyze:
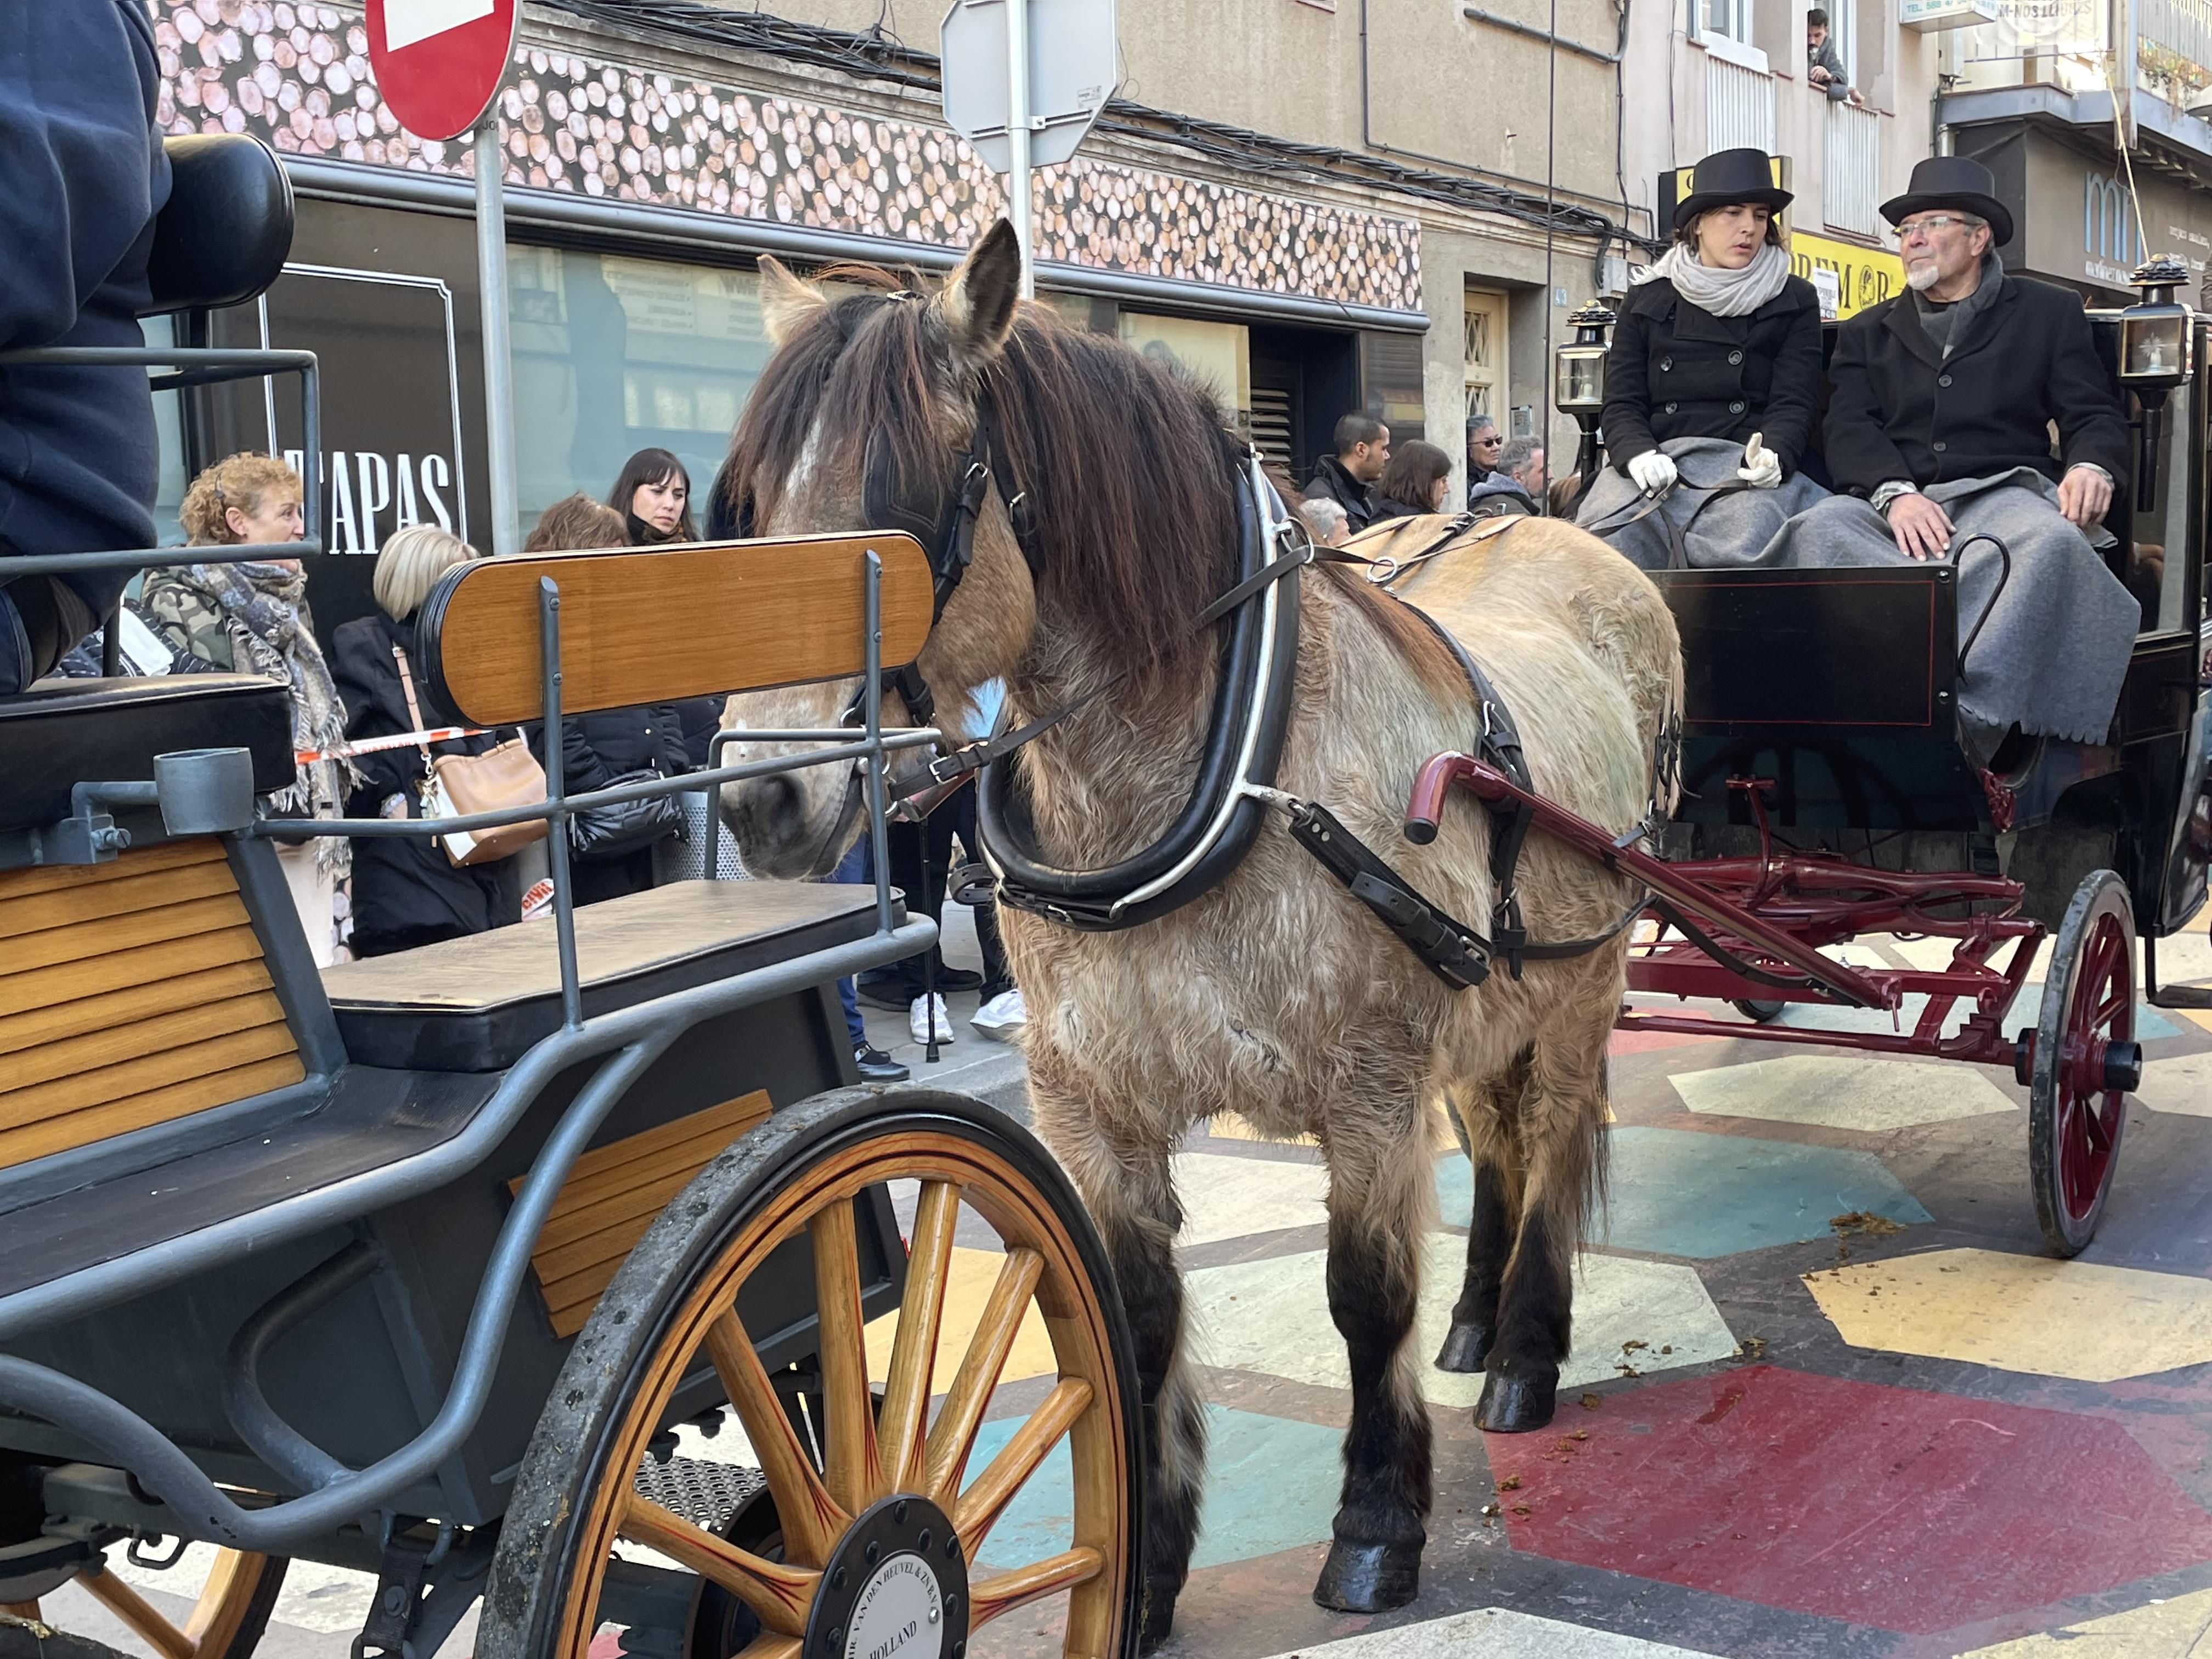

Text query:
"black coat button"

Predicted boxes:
[[1938, 374, 1953, 387], [1728, 349, 1744, 365], [1660, 357, 1673, 371], [1729, 400, 1746, 414], [1933, 440, 1948, 452], [1664, 402, 1678, 413]]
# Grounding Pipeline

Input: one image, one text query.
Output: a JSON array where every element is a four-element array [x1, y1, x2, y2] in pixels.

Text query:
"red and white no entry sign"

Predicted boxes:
[[366, 0, 519, 142]]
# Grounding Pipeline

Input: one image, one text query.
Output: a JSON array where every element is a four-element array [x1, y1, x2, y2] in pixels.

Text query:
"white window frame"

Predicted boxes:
[[1699, 0, 1755, 49]]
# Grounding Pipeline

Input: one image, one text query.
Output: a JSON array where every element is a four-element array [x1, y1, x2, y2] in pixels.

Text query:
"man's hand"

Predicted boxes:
[[2057, 463, 2113, 529], [1885, 491, 1954, 561], [1810, 63, 1832, 83]]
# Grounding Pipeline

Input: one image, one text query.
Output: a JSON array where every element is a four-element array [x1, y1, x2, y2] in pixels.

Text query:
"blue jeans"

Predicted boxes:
[[829, 837, 871, 1047]]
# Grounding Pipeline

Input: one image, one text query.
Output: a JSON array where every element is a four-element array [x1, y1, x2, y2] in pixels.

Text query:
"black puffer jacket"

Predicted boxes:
[[1601, 273, 1825, 475], [331, 613, 518, 952], [531, 696, 718, 905]]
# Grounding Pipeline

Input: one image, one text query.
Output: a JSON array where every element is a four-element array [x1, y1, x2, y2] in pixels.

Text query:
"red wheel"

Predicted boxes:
[[2025, 870, 2140, 1256]]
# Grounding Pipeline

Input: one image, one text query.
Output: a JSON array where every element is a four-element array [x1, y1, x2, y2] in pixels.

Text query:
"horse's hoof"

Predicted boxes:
[[1312, 1539, 1422, 1613], [1137, 1578, 1179, 1654], [1433, 1321, 1493, 1373], [1476, 1369, 1558, 1432]]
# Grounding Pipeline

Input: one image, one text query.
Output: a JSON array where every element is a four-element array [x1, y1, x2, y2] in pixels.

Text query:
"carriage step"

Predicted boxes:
[[633, 1454, 766, 1534]]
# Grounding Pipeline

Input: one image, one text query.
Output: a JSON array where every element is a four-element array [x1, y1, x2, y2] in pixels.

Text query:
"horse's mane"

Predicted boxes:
[[718, 264, 1243, 684]]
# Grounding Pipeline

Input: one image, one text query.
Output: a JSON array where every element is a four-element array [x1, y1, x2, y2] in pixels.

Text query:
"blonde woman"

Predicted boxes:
[[143, 453, 355, 964], [329, 525, 519, 958]]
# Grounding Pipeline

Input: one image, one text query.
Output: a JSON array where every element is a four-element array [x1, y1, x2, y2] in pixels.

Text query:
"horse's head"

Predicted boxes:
[[715, 221, 1039, 878]]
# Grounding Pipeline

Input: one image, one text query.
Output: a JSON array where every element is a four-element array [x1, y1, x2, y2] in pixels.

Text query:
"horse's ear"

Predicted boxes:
[[940, 219, 1022, 368], [759, 256, 828, 346]]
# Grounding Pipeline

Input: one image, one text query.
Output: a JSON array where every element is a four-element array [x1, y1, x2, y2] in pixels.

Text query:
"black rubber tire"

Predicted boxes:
[[1731, 1000, 1787, 1023], [478, 1085, 1146, 1659], [2028, 870, 2135, 1257]]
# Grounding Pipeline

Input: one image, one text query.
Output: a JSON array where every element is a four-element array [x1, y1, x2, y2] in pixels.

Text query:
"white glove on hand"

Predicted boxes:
[[1738, 433, 1783, 489], [1627, 450, 1678, 497]]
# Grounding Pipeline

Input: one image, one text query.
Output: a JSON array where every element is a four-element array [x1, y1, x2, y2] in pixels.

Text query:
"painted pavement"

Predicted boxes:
[[38, 920, 2212, 1659]]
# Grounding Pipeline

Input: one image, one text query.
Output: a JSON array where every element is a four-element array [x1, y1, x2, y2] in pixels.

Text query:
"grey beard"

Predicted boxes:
[[1905, 263, 1942, 292]]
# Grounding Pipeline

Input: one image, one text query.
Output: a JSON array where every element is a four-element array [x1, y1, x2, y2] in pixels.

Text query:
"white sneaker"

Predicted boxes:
[[970, 988, 1029, 1042], [910, 992, 955, 1045]]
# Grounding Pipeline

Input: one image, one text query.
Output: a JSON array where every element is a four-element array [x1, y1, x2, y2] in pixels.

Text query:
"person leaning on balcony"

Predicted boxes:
[[1807, 9, 1861, 104]]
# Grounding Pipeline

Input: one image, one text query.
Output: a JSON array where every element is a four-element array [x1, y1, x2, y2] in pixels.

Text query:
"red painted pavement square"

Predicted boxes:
[[1609, 1027, 1722, 1055], [1489, 1365, 2212, 1635]]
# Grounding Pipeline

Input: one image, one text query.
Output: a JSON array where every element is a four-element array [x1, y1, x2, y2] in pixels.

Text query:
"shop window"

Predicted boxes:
[[509, 245, 768, 534], [1116, 311, 1254, 442], [2085, 173, 2137, 266]]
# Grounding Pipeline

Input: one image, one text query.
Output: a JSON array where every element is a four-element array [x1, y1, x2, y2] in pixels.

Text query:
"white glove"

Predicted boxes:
[[1627, 450, 1678, 496], [1738, 433, 1783, 489]]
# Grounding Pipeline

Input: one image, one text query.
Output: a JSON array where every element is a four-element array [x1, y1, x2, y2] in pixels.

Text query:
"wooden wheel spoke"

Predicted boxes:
[[735, 1638, 802, 1659], [80, 1569, 195, 1659], [877, 1181, 963, 1502], [619, 1497, 820, 1637], [923, 1246, 1045, 1506], [968, 1547, 1105, 1628], [955, 1376, 1093, 1559], [2092, 986, 2130, 1031], [705, 1311, 847, 1567], [810, 1197, 882, 1513]]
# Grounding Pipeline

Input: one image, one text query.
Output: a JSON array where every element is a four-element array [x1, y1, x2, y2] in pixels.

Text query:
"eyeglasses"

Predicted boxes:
[[1895, 215, 1977, 243]]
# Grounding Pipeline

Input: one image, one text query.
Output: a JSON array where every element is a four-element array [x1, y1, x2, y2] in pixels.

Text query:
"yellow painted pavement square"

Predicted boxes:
[[2138, 1049, 2212, 1116], [1175, 1152, 1331, 1245], [863, 1245, 1058, 1388], [1805, 1246, 2212, 1382], [1957, 1584, 2212, 1655], [1669, 1052, 2015, 1132]]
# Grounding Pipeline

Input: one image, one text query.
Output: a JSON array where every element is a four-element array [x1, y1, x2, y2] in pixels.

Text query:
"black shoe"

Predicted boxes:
[[854, 1043, 909, 1082], [933, 966, 985, 992], [856, 974, 922, 1013]]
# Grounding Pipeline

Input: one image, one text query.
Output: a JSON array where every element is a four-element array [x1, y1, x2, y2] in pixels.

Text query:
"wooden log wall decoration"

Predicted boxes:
[[150, 0, 1423, 314]]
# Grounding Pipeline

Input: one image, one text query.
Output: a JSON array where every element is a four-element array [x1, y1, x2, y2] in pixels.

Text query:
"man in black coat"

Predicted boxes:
[[1304, 414, 1391, 534], [1824, 156, 2129, 561]]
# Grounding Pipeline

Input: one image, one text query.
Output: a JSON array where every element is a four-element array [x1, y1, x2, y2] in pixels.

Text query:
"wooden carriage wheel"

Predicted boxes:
[[479, 1088, 1142, 1659], [1, 1551, 287, 1659], [2025, 870, 2141, 1257]]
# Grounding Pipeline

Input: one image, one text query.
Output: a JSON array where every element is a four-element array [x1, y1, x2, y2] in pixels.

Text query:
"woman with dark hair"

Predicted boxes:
[[1372, 439, 1453, 520], [1577, 147, 1827, 568], [608, 447, 697, 544]]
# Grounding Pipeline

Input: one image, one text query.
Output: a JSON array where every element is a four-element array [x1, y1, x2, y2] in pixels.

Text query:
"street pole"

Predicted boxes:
[[475, 118, 522, 558], [1004, 0, 1035, 297]]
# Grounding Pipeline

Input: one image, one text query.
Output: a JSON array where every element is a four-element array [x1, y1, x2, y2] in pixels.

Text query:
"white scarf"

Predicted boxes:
[[1637, 240, 1791, 318]]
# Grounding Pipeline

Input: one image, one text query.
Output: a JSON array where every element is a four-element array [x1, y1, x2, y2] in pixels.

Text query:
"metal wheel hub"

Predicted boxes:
[[804, 1494, 968, 1659]]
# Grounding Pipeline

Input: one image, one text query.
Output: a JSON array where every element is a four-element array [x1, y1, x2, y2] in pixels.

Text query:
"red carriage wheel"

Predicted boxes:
[[2023, 870, 2143, 1256]]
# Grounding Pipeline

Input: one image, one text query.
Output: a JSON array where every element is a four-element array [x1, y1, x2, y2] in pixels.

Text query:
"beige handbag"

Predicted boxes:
[[393, 643, 548, 867]]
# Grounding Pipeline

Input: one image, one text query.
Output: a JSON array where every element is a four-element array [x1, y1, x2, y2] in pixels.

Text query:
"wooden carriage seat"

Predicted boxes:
[[0, 674, 295, 836], [320, 531, 936, 1069]]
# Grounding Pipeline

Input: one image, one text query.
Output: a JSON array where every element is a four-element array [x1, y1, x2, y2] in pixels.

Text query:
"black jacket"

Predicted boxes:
[[1602, 274, 1824, 475], [0, 0, 171, 607], [529, 695, 712, 904], [1305, 454, 1381, 533], [331, 613, 518, 946], [1823, 273, 2130, 496]]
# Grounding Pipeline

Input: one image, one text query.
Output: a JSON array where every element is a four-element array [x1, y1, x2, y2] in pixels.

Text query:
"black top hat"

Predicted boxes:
[[1673, 148, 1793, 232], [1880, 155, 2015, 247]]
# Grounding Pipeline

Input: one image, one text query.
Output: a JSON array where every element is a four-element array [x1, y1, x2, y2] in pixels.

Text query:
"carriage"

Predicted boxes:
[[1408, 280, 2212, 1257], [0, 138, 1141, 1659]]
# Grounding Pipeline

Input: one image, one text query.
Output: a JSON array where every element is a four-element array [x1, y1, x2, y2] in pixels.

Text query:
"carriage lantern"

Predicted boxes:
[[1555, 298, 1617, 512], [2120, 254, 2194, 511]]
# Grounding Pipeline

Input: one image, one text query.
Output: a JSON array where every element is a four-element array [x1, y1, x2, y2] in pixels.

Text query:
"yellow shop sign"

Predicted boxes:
[[1791, 232, 1908, 321]]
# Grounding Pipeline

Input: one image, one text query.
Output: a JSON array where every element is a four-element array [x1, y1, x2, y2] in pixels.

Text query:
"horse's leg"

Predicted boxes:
[[1476, 1007, 1611, 1433], [1034, 1087, 1204, 1653], [1434, 1055, 1531, 1373], [1312, 1100, 1434, 1614]]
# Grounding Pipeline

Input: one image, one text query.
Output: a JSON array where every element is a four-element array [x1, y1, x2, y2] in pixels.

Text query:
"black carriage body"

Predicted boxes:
[[0, 930, 903, 1528], [1647, 313, 2209, 934]]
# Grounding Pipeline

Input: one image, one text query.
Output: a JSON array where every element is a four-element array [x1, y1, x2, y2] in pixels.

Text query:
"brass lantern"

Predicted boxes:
[[1554, 299, 1617, 414], [2120, 254, 2194, 511], [1554, 298, 1617, 514]]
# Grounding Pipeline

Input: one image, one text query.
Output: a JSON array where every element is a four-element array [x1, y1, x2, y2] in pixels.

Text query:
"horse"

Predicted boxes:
[[713, 220, 1682, 1646]]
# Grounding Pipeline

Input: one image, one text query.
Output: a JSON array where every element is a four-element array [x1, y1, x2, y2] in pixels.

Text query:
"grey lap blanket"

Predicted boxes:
[[1756, 471, 2138, 755], [1576, 437, 1829, 571]]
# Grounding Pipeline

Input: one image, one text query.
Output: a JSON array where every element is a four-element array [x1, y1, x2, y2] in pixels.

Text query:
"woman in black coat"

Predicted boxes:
[[1577, 148, 1827, 566], [331, 527, 518, 957]]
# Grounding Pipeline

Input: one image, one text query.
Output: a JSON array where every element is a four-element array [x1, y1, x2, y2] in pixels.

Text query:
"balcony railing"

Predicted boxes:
[[2141, 0, 2212, 105], [1824, 99, 1881, 236], [1708, 49, 1777, 153]]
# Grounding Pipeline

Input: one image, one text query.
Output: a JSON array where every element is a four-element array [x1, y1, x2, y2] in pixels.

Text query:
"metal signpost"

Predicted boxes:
[[941, 0, 1121, 298], [368, 0, 523, 558]]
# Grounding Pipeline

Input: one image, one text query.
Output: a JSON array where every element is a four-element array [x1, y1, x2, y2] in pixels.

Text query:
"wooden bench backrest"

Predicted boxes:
[[415, 533, 935, 727]]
